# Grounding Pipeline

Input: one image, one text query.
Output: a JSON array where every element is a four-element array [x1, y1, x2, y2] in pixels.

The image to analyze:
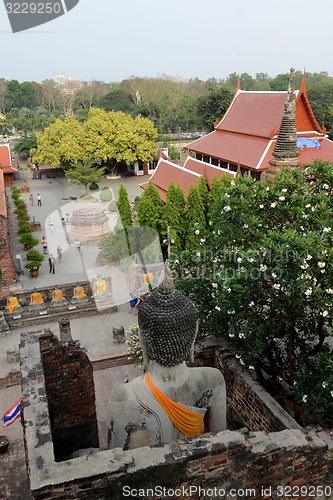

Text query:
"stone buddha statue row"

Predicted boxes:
[[5, 278, 112, 316]]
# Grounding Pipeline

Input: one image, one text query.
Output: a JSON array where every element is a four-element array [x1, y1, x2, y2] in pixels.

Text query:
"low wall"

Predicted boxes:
[[20, 334, 333, 500]]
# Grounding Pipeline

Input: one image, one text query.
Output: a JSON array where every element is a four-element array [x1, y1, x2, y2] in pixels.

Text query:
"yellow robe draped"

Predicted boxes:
[[7, 296, 19, 314], [31, 292, 44, 303], [145, 373, 205, 437], [74, 286, 86, 299], [96, 279, 108, 295], [53, 289, 63, 303]]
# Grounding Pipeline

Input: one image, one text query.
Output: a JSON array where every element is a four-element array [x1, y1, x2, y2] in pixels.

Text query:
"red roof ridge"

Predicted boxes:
[[296, 71, 323, 134], [184, 155, 237, 177]]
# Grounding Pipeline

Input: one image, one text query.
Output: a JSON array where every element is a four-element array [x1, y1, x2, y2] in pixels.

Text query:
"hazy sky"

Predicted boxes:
[[1, 0, 333, 83]]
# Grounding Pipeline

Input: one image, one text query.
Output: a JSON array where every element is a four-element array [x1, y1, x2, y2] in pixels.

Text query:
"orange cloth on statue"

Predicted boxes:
[[31, 292, 43, 303], [53, 289, 63, 303], [74, 286, 86, 299], [145, 373, 205, 437], [96, 279, 108, 295], [7, 296, 19, 314]]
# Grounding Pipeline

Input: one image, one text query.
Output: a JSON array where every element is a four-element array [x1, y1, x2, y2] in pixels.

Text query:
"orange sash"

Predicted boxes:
[[31, 292, 43, 304], [145, 373, 204, 437], [53, 289, 63, 303], [8, 296, 19, 314]]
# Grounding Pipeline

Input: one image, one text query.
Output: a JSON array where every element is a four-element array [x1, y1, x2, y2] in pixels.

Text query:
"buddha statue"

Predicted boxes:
[[93, 275, 111, 300], [71, 282, 88, 303], [6, 294, 23, 315], [29, 288, 46, 311], [108, 274, 227, 450], [50, 286, 67, 307]]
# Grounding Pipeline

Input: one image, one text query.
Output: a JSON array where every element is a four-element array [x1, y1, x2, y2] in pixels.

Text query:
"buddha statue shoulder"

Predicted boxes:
[[108, 274, 227, 450]]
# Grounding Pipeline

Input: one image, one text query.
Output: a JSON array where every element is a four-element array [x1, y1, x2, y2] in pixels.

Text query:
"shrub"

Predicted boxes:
[[126, 324, 143, 368], [19, 233, 38, 249], [100, 188, 113, 201], [26, 249, 44, 263], [15, 208, 29, 220], [17, 223, 33, 236], [108, 200, 118, 212], [80, 194, 94, 200], [89, 181, 99, 190]]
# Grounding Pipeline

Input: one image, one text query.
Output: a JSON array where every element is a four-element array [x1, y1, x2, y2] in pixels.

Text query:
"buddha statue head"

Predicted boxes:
[[138, 274, 197, 368]]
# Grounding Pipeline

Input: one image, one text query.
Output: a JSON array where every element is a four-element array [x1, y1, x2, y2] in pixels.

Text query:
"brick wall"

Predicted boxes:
[[20, 337, 333, 500], [0, 170, 16, 285], [39, 332, 99, 461]]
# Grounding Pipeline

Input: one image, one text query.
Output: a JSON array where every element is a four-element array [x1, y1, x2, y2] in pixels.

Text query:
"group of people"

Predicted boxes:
[[29, 193, 42, 206]]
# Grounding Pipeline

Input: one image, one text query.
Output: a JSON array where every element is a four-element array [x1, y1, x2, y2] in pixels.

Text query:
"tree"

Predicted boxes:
[[172, 162, 333, 426], [65, 160, 105, 193], [13, 134, 37, 156], [162, 182, 186, 255], [117, 184, 132, 227], [197, 87, 233, 130], [32, 117, 83, 167], [137, 182, 163, 232], [184, 184, 207, 251]]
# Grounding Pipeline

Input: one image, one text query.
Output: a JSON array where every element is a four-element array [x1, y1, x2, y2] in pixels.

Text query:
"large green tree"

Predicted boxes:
[[172, 162, 333, 425], [117, 183, 132, 228]]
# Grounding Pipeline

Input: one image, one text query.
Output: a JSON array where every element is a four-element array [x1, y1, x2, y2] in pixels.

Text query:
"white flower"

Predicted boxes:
[[272, 272, 277, 278], [248, 365, 254, 370], [323, 227, 331, 233], [231, 180, 235, 185], [212, 283, 218, 288], [235, 354, 241, 359], [305, 288, 312, 297], [302, 214, 308, 219], [266, 187, 270, 191], [322, 310, 329, 317], [196, 252, 201, 257], [326, 289, 333, 294], [273, 284, 281, 290], [306, 255, 313, 261], [318, 262, 326, 268], [311, 207, 315, 212], [229, 333, 234, 338], [279, 196, 285, 201], [331, 391, 333, 397], [248, 257, 254, 263], [259, 204, 264, 209], [302, 395, 308, 403], [281, 188, 287, 193], [270, 202, 276, 208], [239, 333, 245, 339], [305, 204, 311, 208], [322, 382, 328, 388], [215, 306, 221, 311], [300, 263, 309, 270], [237, 257, 242, 263], [249, 301, 255, 307], [227, 288, 231, 293], [195, 229, 200, 235], [240, 359, 245, 365], [323, 183, 329, 189], [300, 226, 304, 231], [200, 238, 206, 243], [223, 205, 231, 212], [225, 193, 230, 198], [260, 264, 267, 272], [244, 224, 248, 228], [227, 309, 235, 315]]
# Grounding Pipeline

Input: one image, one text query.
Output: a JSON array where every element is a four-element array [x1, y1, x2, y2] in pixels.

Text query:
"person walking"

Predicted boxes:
[[48, 254, 56, 274], [129, 292, 138, 314], [41, 236, 48, 255], [56, 245, 62, 263], [37, 193, 42, 206], [75, 239, 81, 254], [29, 193, 34, 206]]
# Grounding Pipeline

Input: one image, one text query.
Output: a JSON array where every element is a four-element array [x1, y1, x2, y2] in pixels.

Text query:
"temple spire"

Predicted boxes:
[[261, 68, 300, 181]]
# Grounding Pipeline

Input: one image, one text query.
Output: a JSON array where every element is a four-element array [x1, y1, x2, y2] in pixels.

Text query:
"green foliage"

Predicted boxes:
[[26, 249, 44, 264], [89, 181, 99, 190], [184, 184, 207, 250], [65, 160, 105, 194], [126, 324, 143, 368], [117, 184, 132, 227], [172, 161, 333, 425], [17, 223, 32, 235], [197, 87, 233, 130], [162, 182, 186, 254], [99, 187, 113, 201], [19, 232, 38, 249], [137, 182, 163, 232], [79, 194, 94, 200], [108, 200, 118, 212], [13, 134, 37, 156]]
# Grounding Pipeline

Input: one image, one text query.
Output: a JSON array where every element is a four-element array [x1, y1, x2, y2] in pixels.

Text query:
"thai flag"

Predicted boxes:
[[2, 397, 22, 427]]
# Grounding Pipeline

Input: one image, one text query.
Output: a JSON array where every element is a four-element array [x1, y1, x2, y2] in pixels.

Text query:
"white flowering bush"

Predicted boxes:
[[126, 324, 143, 368], [171, 160, 333, 425]]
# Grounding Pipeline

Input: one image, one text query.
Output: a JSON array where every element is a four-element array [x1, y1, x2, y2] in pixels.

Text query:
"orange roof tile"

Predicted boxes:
[[0, 169, 7, 217], [183, 157, 235, 186], [0, 144, 11, 168]]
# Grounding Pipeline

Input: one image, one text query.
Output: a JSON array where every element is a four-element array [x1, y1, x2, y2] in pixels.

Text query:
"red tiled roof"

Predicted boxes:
[[183, 157, 235, 185], [0, 144, 11, 168], [216, 90, 288, 138], [141, 159, 201, 202], [184, 130, 271, 169]]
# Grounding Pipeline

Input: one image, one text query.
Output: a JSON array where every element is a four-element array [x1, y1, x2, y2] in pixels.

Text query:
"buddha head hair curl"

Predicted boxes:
[[138, 275, 197, 367]]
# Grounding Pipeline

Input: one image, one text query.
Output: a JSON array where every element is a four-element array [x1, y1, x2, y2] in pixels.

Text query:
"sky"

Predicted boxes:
[[0, 0, 333, 84]]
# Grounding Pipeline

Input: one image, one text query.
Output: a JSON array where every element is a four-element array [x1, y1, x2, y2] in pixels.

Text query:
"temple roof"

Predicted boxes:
[[0, 144, 12, 169], [0, 169, 7, 217], [140, 157, 236, 201], [185, 73, 333, 170]]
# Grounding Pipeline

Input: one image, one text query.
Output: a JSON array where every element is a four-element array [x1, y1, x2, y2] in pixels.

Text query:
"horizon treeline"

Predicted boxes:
[[1, 70, 333, 138]]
